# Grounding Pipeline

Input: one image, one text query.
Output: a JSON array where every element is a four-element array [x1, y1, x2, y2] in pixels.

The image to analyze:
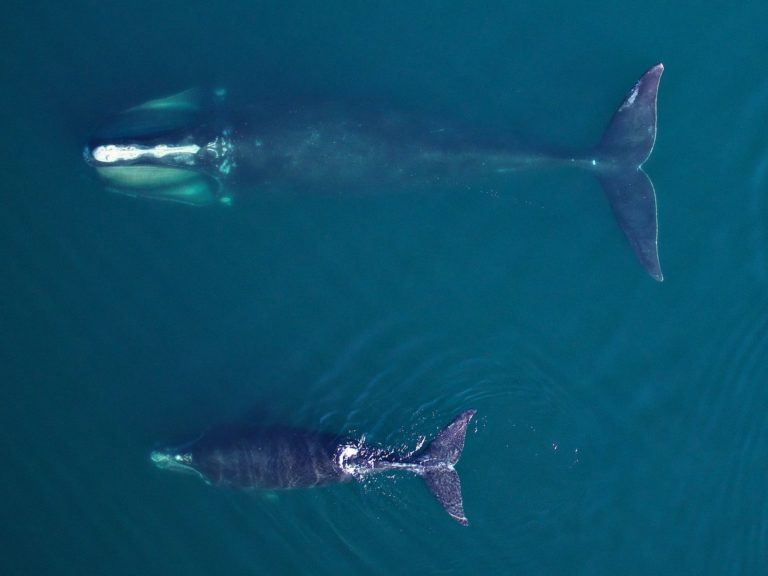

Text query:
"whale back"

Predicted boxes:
[[188, 426, 344, 489]]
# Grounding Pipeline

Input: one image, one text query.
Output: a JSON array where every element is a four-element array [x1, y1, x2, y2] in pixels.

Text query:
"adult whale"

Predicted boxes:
[[85, 64, 664, 280], [151, 409, 476, 525]]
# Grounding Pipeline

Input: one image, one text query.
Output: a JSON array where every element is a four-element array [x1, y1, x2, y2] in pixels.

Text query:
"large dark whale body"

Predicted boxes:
[[151, 409, 476, 525], [85, 65, 664, 279]]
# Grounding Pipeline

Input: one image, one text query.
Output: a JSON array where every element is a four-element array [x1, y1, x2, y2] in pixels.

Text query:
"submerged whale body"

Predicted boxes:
[[151, 409, 477, 525], [85, 64, 664, 280]]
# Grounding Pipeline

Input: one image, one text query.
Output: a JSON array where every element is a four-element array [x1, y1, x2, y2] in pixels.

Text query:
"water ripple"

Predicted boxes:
[[657, 297, 768, 573], [205, 318, 597, 574], [722, 77, 768, 283]]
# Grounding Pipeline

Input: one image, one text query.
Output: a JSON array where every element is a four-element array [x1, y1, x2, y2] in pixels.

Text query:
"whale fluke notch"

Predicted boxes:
[[596, 63, 664, 281], [419, 409, 476, 525]]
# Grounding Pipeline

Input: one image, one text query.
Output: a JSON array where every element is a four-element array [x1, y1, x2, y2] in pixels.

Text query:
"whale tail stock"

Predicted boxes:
[[594, 63, 664, 281], [414, 409, 476, 526]]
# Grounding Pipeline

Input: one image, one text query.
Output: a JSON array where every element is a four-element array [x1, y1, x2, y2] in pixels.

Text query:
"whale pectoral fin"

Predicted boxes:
[[424, 468, 468, 526], [598, 168, 662, 281], [260, 491, 280, 503], [127, 88, 204, 114]]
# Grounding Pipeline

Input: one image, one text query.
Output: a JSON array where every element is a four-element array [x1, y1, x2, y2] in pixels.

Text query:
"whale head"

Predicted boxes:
[[84, 88, 234, 206], [150, 447, 209, 482]]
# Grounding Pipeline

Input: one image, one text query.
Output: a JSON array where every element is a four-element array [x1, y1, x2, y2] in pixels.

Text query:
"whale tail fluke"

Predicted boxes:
[[594, 63, 664, 281], [418, 409, 476, 526], [598, 169, 662, 281]]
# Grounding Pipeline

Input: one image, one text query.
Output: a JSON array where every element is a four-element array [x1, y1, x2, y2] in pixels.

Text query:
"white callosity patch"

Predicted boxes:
[[206, 129, 236, 175], [175, 453, 193, 464], [150, 450, 193, 468], [92, 143, 201, 164]]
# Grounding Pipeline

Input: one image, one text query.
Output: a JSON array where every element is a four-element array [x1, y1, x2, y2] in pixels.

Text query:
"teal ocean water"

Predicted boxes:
[[3, 1, 768, 574]]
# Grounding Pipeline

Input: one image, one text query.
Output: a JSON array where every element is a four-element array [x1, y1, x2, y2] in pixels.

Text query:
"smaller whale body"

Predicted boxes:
[[151, 409, 477, 525], [85, 64, 664, 279]]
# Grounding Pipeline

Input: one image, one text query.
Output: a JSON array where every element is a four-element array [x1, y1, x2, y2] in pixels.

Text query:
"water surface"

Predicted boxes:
[[2, 1, 768, 574]]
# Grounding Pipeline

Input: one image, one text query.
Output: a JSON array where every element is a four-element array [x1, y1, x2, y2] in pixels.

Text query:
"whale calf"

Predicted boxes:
[[85, 64, 664, 279], [151, 409, 477, 525]]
